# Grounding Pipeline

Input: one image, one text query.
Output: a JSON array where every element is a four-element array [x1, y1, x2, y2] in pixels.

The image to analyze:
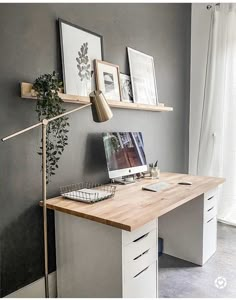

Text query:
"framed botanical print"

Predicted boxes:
[[127, 47, 158, 105], [120, 73, 133, 103], [59, 18, 104, 96], [95, 60, 122, 101]]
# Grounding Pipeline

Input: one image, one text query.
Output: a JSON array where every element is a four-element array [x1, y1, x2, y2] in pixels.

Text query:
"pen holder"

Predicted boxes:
[[149, 166, 160, 179]]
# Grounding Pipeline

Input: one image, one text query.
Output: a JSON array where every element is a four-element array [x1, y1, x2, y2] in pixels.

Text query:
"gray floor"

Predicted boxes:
[[159, 223, 236, 298]]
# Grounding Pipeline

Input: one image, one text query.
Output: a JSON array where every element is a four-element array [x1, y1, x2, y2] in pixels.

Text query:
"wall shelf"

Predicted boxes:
[[20, 82, 173, 112]]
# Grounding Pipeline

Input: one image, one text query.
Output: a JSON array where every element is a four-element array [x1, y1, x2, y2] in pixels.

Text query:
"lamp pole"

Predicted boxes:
[[42, 120, 49, 298], [2, 103, 92, 298], [2, 90, 112, 297]]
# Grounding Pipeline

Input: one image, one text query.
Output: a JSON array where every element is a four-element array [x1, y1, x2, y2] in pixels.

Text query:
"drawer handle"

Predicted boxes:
[[207, 206, 214, 212], [208, 196, 214, 201], [133, 232, 149, 243], [207, 217, 214, 223], [133, 249, 150, 261], [133, 266, 149, 278]]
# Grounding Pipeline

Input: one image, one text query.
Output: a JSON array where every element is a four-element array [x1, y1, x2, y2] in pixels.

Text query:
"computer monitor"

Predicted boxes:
[[103, 132, 147, 179]]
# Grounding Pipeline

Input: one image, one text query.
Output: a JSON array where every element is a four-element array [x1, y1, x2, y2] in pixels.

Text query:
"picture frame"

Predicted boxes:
[[95, 60, 122, 101], [120, 73, 133, 103], [59, 18, 104, 96], [127, 47, 158, 105]]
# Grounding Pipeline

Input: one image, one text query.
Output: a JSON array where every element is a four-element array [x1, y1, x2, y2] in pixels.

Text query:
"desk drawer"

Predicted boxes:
[[204, 188, 217, 211], [123, 262, 156, 298], [122, 219, 156, 246], [204, 205, 217, 222], [124, 245, 156, 281], [123, 229, 156, 264]]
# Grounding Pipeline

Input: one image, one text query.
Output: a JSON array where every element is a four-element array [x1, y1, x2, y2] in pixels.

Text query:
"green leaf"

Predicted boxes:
[[34, 71, 69, 182]]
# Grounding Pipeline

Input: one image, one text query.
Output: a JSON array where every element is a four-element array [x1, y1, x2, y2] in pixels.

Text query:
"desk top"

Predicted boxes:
[[43, 172, 224, 231]]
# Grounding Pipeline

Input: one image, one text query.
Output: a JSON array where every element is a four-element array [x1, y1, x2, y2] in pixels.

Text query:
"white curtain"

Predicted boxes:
[[197, 4, 236, 226]]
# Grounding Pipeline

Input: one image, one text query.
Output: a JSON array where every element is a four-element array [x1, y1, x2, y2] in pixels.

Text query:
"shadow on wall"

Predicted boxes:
[[0, 205, 56, 297], [83, 133, 110, 184]]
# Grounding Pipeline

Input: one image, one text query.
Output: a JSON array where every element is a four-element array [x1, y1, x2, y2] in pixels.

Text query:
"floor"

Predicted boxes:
[[159, 223, 236, 298]]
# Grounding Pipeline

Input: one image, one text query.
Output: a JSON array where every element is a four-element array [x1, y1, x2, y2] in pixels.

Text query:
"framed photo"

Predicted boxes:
[[127, 47, 158, 105], [120, 73, 133, 103], [59, 18, 104, 96], [95, 60, 121, 101]]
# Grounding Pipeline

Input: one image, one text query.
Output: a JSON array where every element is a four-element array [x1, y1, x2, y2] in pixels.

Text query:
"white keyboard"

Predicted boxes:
[[142, 181, 171, 192]]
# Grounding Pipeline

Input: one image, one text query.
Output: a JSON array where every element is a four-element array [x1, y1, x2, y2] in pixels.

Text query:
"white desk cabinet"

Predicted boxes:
[[55, 212, 158, 298], [45, 173, 224, 297], [159, 188, 218, 265]]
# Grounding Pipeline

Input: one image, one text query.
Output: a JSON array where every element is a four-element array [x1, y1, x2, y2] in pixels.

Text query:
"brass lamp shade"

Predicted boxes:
[[90, 90, 113, 122]]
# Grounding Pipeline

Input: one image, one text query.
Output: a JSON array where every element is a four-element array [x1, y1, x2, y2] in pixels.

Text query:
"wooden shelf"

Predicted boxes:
[[21, 82, 173, 112]]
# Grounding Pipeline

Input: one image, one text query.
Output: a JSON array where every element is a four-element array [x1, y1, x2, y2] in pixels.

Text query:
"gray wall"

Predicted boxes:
[[0, 3, 191, 296]]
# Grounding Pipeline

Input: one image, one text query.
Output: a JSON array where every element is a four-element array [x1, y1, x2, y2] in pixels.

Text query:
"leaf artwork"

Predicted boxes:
[[76, 42, 91, 81], [33, 71, 70, 184]]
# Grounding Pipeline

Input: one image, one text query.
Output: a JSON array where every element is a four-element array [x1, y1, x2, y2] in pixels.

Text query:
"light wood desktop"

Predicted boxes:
[[43, 172, 224, 298]]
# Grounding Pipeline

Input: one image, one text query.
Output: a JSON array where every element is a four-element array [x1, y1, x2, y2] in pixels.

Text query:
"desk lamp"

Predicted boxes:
[[2, 90, 113, 297]]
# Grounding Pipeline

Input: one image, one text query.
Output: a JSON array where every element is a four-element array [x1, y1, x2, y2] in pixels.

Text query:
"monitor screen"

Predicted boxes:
[[103, 132, 147, 179]]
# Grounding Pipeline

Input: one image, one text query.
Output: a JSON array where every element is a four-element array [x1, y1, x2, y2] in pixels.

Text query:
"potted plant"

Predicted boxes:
[[33, 71, 70, 183]]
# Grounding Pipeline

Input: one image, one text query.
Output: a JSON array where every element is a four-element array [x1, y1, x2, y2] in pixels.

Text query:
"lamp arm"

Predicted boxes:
[[1, 103, 92, 142], [47, 103, 92, 123], [1, 121, 43, 142]]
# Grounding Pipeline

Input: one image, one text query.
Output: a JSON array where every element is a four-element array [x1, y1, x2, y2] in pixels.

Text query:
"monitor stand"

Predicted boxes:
[[112, 175, 136, 185]]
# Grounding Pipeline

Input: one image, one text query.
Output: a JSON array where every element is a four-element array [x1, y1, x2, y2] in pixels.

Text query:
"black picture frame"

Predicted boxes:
[[59, 18, 104, 96]]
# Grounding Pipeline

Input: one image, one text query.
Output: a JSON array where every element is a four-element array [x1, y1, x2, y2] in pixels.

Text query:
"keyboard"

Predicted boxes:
[[142, 181, 171, 192]]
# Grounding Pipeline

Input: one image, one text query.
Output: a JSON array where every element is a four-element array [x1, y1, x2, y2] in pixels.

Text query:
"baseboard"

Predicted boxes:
[[5, 272, 57, 298], [218, 218, 236, 227]]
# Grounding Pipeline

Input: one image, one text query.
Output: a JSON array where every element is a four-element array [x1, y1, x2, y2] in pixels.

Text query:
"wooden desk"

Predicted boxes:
[[44, 172, 224, 231], [44, 173, 224, 298]]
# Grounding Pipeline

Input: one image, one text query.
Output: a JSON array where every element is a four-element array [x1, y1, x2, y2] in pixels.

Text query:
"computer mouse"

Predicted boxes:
[[178, 181, 192, 185]]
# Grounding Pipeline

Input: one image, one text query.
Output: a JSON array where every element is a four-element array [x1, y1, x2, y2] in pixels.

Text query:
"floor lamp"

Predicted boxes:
[[2, 90, 113, 298]]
